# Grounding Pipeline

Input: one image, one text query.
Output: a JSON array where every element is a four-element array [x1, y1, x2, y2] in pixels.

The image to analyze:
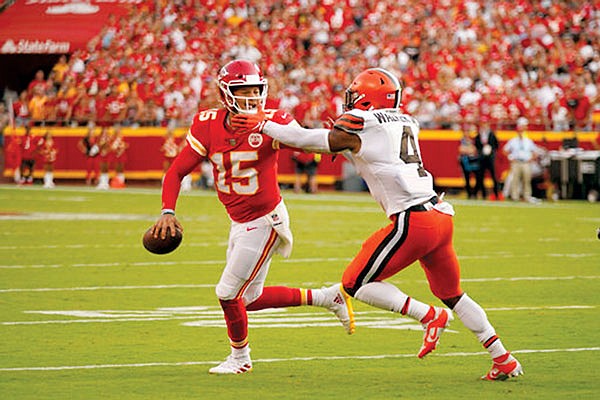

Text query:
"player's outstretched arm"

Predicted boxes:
[[263, 121, 331, 152], [231, 111, 331, 152]]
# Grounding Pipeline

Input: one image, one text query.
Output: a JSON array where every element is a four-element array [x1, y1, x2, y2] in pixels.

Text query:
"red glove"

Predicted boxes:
[[230, 109, 267, 133]]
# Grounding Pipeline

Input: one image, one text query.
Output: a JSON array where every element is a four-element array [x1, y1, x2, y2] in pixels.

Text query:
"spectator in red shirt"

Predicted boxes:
[[71, 86, 96, 126], [13, 91, 30, 127], [106, 85, 127, 121], [27, 70, 49, 97], [565, 83, 593, 131]]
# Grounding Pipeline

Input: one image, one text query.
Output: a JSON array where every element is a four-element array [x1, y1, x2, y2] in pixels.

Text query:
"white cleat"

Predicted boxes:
[[322, 283, 355, 335], [208, 355, 253, 375]]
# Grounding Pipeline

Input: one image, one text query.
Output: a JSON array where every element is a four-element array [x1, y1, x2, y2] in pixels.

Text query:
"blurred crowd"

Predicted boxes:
[[4, 0, 600, 131]]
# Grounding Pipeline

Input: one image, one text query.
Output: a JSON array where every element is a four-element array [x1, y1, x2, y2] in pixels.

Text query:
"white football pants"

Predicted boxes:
[[215, 200, 293, 305]]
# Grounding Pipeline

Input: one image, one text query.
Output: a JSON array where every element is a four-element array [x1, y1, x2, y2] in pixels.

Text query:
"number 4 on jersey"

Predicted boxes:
[[400, 126, 427, 177]]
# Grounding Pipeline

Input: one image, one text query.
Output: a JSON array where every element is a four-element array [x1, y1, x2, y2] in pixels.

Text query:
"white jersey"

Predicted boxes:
[[335, 108, 437, 217]]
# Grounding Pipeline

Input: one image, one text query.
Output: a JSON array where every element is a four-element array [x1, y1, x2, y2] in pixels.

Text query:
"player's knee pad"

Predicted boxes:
[[241, 285, 262, 306], [215, 283, 236, 301], [215, 271, 244, 301]]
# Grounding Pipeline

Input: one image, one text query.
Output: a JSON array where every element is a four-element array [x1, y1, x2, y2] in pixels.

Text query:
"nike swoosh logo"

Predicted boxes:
[[425, 328, 439, 343], [246, 227, 258, 232], [488, 369, 501, 379]]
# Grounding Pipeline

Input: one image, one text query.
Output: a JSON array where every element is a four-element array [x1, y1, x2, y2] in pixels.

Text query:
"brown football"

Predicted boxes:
[[142, 226, 183, 254]]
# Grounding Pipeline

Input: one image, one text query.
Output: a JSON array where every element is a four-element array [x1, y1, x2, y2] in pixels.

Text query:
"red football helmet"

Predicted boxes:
[[344, 68, 402, 111], [217, 60, 268, 114]]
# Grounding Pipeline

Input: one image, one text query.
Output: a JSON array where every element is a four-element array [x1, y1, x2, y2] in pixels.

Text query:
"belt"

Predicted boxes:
[[407, 196, 439, 212]]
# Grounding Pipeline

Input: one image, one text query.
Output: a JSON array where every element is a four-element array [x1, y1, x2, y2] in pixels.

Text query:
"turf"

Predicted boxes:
[[0, 185, 598, 399]]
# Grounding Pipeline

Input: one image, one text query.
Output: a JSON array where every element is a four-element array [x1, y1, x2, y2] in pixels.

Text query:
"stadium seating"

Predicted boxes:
[[11, 0, 600, 131]]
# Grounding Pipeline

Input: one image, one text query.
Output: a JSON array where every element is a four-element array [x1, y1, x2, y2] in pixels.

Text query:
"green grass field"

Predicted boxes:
[[1, 185, 598, 399]]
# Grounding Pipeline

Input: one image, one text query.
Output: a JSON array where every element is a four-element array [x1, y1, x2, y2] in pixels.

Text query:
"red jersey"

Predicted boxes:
[[164, 108, 294, 222], [40, 139, 58, 164], [20, 135, 38, 160]]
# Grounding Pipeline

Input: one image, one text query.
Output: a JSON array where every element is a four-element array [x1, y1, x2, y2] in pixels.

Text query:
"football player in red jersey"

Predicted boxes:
[[149, 60, 354, 375]]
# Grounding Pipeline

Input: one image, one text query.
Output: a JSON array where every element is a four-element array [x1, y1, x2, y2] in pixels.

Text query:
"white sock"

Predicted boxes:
[[231, 345, 251, 359], [354, 281, 431, 321], [453, 293, 507, 358], [117, 173, 125, 183], [310, 287, 327, 307]]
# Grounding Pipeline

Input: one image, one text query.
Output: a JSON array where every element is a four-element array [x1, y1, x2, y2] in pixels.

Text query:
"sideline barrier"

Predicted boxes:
[[2, 127, 598, 188]]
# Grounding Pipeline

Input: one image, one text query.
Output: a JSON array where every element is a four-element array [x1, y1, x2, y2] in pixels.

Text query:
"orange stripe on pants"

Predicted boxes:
[[234, 228, 278, 300], [342, 210, 463, 300]]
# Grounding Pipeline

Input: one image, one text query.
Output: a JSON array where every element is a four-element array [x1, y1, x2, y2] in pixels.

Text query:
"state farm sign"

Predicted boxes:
[[0, 0, 137, 54], [1, 39, 70, 54]]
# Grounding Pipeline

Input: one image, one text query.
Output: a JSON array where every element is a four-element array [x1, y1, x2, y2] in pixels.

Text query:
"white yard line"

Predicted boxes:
[[0, 347, 598, 372], [0, 257, 353, 269], [0, 284, 215, 293], [461, 275, 600, 282], [1, 305, 594, 326], [1, 252, 598, 269], [0, 242, 226, 250], [1, 276, 598, 293]]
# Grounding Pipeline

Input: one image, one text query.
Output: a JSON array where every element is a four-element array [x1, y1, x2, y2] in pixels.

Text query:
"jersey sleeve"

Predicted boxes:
[[161, 145, 203, 211], [186, 112, 211, 157], [333, 111, 365, 135], [266, 109, 297, 149]]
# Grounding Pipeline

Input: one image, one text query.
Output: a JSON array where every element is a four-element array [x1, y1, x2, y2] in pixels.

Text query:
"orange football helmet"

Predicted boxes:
[[217, 60, 268, 114], [344, 68, 402, 111]]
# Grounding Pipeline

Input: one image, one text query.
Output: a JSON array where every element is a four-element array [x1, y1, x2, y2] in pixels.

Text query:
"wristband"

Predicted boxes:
[[161, 209, 175, 216]]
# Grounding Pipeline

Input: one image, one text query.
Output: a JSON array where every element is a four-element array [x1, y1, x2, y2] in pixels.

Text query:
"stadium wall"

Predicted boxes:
[[2, 127, 597, 188]]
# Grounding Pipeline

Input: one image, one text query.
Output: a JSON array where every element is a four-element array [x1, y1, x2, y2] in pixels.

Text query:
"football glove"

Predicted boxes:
[[231, 109, 267, 134]]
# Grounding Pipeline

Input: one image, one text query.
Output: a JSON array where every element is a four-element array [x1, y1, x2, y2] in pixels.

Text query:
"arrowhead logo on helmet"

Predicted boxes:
[[344, 68, 402, 111]]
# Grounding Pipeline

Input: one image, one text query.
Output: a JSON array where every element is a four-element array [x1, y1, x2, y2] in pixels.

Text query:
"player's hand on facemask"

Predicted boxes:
[[231, 107, 267, 133]]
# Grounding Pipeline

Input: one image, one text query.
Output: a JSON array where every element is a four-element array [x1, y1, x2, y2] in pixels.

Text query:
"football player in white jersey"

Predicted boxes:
[[232, 68, 523, 381]]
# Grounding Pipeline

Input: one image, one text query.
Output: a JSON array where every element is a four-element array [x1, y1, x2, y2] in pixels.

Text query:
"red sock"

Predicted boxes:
[[420, 306, 436, 324], [400, 297, 411, 315], [493, 352, 510, 364], [219, 298, 248, 348], [246, 286, 303, 311]]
